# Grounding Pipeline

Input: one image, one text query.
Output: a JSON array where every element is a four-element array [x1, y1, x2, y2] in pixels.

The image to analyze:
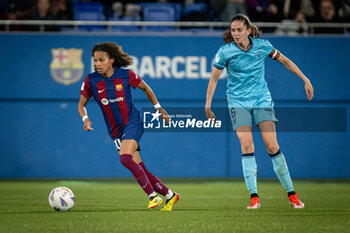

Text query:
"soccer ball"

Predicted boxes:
[[48, 186, 75, 211]]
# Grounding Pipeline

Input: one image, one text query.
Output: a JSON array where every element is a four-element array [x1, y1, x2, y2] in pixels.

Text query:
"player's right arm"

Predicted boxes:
[[205, 67, 223, 120], [79, 76, 94, 131], [78, 95, 93, 131], [206, 46, 227, 120]]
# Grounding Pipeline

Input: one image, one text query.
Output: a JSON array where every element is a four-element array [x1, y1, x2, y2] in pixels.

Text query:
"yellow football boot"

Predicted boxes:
[[148, 196, 163, 210], [161, 193, 180, 211]]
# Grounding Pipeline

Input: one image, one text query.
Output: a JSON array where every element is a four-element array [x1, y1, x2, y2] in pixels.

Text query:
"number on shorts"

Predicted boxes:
[[230, 108, 236, 118], [114, 138, 121, 151]]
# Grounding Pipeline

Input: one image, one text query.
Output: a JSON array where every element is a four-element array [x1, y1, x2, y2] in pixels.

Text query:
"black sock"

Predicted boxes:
[[251, 193, 259, 199], [288, 191, 296, 197]]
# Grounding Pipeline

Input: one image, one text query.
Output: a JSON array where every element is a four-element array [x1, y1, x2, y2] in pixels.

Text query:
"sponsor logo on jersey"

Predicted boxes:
[[116, 84, 123, 91], [101, 97, 124, 105], [50, 48, 84, 85], [101, 98, 109, 105], [109, 97, 124, 103]]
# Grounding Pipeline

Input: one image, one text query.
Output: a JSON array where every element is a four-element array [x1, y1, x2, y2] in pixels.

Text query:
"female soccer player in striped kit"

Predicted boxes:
[[78, 42, 179, 210], [205, 14, 314, 209]]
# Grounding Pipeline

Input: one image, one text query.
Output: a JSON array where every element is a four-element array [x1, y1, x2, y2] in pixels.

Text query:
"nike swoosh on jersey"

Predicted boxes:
[[98, 89, 105, 93]]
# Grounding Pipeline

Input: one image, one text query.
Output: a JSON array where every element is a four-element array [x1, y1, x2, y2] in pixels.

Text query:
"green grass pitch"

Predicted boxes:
[[1, 179, 349, 233]]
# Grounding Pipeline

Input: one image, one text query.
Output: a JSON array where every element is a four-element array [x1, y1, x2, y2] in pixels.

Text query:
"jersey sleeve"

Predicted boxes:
[[213, 46, 228, 69], [80, 75, 92, 98], [128, 70, 142, 89], [265, 40, 281, 60]]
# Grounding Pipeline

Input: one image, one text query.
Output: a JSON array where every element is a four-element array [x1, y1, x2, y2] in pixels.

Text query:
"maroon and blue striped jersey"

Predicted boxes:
[[80, 67, 142, 139]]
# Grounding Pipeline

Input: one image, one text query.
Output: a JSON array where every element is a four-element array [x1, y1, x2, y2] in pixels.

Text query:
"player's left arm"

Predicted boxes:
[[276, 53, 314, 101], [137, 80, 170, 124]]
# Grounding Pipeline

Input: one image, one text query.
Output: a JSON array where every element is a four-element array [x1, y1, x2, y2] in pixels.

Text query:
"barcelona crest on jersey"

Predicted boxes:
[[50, 48, 84, 85], [116, 84, 123, 91]]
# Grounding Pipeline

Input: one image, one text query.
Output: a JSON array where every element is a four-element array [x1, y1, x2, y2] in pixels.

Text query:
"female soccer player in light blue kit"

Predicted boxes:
[[205, 14, 314, 209]]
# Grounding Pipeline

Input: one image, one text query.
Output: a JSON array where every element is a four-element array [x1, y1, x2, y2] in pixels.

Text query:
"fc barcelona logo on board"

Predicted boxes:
[[50, 48, 84, 85], [116, 84, 123, 91]]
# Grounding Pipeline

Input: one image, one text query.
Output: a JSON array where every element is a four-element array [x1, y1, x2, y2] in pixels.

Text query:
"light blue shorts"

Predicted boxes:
[[228, 96, 278, 131]]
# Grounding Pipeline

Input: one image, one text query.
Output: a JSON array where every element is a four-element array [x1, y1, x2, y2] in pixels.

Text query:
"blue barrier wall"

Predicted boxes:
[[1, 33, 349, 178]]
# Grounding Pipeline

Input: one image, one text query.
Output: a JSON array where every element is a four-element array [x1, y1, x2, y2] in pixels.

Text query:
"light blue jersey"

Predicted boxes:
[[213, 37, 276, 107]]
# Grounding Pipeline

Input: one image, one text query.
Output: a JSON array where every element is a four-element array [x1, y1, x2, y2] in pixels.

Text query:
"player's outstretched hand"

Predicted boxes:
[[205, 107, 216, 122], [304, 79, 314, 101], [159, 108, 171, 125], [83, 119, 94, 131]]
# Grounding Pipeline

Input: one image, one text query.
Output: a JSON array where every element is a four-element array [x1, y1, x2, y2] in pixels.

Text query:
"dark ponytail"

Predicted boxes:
[[223, 14, 260, 44]]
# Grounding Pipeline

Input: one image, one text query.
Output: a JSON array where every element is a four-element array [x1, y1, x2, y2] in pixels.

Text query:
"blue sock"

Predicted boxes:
[[270, 150, 294, 192], [242, 153, 258, 194]]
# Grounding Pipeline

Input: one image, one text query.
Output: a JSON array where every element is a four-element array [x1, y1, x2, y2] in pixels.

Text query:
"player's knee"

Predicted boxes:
[[240, 139, 254, 153], [266, 144, 279, 155]]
